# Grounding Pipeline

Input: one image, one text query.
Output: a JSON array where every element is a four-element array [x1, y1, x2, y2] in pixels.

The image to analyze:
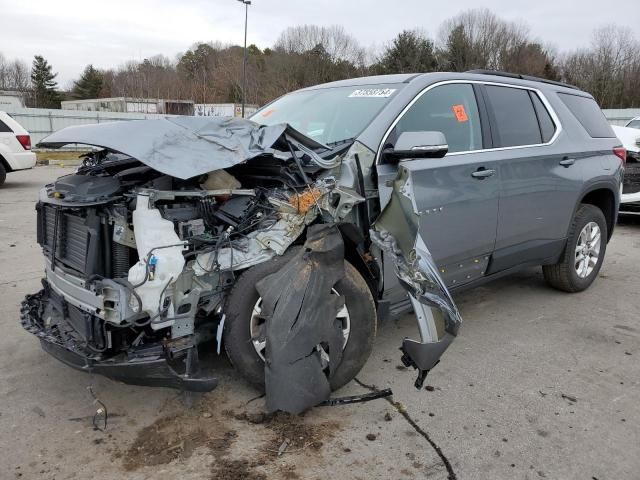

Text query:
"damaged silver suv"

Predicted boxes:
[[21, 71, 623, 409]]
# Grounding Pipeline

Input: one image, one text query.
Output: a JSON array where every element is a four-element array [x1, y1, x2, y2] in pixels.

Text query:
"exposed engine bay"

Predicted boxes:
[[21, 117, 462, 410]]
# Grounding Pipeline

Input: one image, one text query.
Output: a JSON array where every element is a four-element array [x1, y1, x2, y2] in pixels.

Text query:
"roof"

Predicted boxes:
[[465, 69, 579, 90], [300, 74, 418, 90], [0, 90, 25, 96], [302, 71, 587, 96]]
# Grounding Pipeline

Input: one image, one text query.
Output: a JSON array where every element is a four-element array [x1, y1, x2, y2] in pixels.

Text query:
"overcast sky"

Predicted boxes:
[[1, 0, 639, 87]]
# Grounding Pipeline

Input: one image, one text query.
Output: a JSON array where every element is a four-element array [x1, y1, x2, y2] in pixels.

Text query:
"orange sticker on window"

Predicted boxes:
[[261, 108, 276, 118], [452, 104, 468, 122]]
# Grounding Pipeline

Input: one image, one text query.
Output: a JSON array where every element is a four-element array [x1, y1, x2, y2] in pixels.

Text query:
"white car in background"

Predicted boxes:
[[625, 116, 640, 130], [612, 124, 640, 162], [0, 111, 37, 186], [613, 124, 640, 214]]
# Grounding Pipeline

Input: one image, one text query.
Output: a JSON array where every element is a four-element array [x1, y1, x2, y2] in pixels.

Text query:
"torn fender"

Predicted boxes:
[[371, 166, 462, 389], [256, 224, 346, 414]]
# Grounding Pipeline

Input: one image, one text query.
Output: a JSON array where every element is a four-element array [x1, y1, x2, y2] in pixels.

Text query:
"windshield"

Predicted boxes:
[[627, 119, 640, 130], [251, 84, 402, 145]]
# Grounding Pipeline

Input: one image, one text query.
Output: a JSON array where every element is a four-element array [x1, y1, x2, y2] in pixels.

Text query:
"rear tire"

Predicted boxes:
[[543, 204, 607, 292], [0, 162, 6, 186], [223, 250, 377, 392]]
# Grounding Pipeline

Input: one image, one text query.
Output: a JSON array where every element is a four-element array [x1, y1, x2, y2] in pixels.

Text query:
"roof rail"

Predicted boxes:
[[465, 69, 580, 90]]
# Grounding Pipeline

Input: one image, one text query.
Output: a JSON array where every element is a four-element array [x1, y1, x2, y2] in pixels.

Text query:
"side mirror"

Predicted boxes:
[[383, 131, 448, 163]]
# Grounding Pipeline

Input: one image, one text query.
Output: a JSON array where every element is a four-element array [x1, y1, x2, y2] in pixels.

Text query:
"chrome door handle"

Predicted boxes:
[[471, 168, 496, 179], [559, 158, 575, 167]]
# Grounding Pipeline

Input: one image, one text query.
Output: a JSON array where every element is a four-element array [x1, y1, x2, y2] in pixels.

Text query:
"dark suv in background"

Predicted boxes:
[[22, 70, 624, 398]]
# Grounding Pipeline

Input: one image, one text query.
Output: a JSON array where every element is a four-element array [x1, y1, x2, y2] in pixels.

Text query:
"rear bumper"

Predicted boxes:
[[20, 287, 218, 392], [7, 151, 36, 171], [627, 150, 640, 162], [621, 191, 640, 204], [619, 200, 640, 215]]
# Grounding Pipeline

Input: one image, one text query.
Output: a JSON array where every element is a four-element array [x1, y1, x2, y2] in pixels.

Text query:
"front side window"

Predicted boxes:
[[390, 83, 483, 153], [485, 85, 542, 147]]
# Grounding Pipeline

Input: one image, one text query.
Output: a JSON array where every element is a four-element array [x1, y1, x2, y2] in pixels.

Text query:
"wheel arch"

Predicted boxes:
[[578, 186, 617, 241], [336, 222, 381, 300], [0, 152, 11, 173]]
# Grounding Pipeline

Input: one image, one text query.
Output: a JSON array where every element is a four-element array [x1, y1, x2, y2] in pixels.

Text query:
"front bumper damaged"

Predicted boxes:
[[372, 166, 463, 389], [20, 286, 217, 392]]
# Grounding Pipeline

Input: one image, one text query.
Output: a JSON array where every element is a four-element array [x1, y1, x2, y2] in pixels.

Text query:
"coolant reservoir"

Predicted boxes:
[[128, 194, 186, 327]]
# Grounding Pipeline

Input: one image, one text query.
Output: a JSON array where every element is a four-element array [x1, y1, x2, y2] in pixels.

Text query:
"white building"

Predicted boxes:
[[194, 103, 258, 118], [0, 90, 26, 109], [61, 97, 194, 116]]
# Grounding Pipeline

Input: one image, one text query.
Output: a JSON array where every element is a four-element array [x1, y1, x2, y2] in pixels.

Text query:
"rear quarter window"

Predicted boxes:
[[0, 119, 13, 133], [557, 93, 614, 138]]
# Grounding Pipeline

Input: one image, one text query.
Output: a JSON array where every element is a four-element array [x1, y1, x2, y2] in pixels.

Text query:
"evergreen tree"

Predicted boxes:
[[71, 64, 103, 99], [375, 30, 438, 74], [442, 24, 476, 71], [30, 55, 62, 108]]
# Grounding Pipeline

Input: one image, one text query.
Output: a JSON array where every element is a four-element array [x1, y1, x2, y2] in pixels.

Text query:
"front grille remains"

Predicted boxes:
[[39, 205, 90, 273]]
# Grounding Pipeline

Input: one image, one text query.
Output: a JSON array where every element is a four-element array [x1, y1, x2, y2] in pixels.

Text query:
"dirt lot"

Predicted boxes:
[[1, 166, 639, 480]]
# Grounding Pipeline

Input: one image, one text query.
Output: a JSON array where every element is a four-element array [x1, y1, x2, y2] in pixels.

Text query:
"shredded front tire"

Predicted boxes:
[[224, 254, 377, 392]]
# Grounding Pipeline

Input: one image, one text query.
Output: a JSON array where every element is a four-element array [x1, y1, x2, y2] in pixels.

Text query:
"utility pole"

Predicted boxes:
[[237, 0, 251, 118]]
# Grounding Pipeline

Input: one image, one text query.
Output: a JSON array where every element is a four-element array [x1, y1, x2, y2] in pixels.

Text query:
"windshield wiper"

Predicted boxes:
[[320, 138, 356, 159], [326, 137, 356, 147]]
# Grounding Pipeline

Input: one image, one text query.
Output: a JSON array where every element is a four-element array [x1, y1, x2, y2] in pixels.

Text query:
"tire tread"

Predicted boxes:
[[223, 252, 376, 391], [543, 204, 607, 293]]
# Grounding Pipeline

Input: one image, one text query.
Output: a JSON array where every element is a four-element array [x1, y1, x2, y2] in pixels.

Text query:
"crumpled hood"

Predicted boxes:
[[38, 116, 327, 179]]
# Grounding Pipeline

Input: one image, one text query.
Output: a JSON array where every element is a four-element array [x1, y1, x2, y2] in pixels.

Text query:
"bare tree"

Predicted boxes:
[[436, 8, 556, 77], [14, 14, 635, 111], [561, 26, 640, 107], [274, 25, 366, 66], [0, 52, 31, 91]]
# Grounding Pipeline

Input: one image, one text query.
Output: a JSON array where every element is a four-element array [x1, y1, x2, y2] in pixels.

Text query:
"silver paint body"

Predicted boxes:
[[294, 73, 623, 304]]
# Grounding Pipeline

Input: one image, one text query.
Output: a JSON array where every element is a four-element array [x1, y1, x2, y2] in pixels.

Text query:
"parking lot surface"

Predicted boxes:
[[1, 166, 639, 479]]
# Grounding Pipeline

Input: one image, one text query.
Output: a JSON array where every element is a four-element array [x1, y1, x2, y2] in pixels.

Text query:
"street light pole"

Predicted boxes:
[[237, 0, 251, 118]]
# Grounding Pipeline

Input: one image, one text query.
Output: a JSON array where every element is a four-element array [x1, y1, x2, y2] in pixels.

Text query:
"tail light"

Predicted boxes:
[[16, 134, 31, 150], [613, 147, 626, 164]]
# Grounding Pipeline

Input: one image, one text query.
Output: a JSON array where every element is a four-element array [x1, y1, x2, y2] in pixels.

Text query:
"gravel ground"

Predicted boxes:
[[1, 166, 639, 480]]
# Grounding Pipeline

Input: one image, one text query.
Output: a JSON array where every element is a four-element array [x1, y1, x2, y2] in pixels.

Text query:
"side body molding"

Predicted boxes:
[[371, 166, 462, 388]]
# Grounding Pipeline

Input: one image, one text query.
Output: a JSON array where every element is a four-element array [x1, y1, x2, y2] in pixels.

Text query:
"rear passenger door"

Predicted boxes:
[[480, 84, 578, 271], [378, 82, 499, 288]]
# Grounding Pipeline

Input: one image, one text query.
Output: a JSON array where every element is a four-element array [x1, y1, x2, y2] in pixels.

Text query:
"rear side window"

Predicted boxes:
[[530, 92, 556, 143], [485, 85, 542, 147], [557, 93, 614, 138], [0, 119, 13, 133], [392, 83, 483, 153]]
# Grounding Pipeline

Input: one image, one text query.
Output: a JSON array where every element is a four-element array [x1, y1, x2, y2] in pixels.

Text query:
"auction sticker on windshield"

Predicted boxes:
[[349, 88, 396, 98]]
